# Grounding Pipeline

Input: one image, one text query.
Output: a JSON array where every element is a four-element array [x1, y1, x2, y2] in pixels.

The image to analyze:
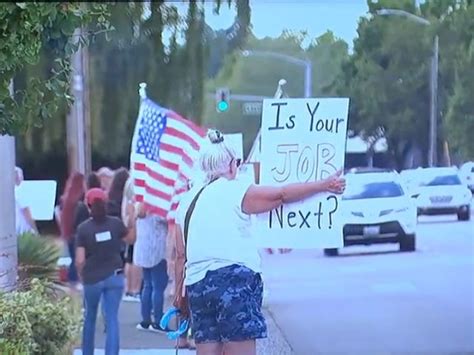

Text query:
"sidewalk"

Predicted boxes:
[[73, 295, 294, 354]]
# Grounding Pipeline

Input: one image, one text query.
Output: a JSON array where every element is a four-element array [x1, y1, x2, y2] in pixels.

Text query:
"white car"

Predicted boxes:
[[324, 171, 417, 256], [460, 161, 474, 192], [400, 168, 425, 195], [412, 167, 472, 221]]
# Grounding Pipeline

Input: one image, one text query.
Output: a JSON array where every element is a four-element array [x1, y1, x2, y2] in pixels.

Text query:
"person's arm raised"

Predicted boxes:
[[242, 170, 345, 215]]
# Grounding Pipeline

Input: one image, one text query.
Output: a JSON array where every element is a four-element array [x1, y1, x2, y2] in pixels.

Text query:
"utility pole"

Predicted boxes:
[[67, 26, 91, 175], [428, 35, 439, 167], [0, 80, 18, 292]]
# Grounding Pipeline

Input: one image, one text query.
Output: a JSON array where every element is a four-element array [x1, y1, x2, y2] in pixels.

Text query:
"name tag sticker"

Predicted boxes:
[[95, 231, 112, 242]]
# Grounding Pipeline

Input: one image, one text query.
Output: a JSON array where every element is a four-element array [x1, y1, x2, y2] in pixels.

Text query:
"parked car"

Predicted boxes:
[[324, 171, 417, 256], [460, 161, 474, 192], [412, 167, 472, 221]]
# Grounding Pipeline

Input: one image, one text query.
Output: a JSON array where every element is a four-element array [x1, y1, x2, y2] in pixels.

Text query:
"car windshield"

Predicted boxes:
[[423, 174, 462, 186], [343, 181, 404, 200]]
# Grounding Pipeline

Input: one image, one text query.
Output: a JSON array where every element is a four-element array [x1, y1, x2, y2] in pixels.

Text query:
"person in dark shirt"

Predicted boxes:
[[69, 173, 102, 292], [73, 172, 102, 231], [76, 188, 136, 355]]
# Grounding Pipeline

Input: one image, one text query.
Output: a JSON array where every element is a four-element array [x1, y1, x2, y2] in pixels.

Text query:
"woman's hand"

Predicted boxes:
[[323, 170, 346, 194]]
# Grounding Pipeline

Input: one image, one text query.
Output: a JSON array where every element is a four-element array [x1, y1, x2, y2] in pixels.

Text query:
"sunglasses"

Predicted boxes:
[[231, 158, 242, 168]]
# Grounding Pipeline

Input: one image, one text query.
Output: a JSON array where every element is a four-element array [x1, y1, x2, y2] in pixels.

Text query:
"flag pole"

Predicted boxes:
[[139, 82, 147, 100], [245, 78, 287, 164]]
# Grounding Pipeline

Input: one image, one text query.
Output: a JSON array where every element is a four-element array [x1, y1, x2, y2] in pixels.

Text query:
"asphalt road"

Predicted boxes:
[[262, 211, 474, 355]]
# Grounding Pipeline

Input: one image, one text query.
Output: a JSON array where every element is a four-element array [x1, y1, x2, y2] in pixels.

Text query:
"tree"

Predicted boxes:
[[440, 1, 474, 160], [306, 31, 349, 96], [65, 1, 250, 166], [0, 3, 110, 291], [336, 0, 434, 169], [337, 0, 474, 168], [429, 1, 474, 160], [202, 30, 349, 156]]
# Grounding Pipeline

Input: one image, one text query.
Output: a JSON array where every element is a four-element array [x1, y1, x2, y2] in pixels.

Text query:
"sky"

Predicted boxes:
[[204, 0, 370, 49]]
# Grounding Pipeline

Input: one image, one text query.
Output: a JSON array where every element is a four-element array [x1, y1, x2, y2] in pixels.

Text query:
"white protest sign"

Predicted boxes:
[[256, 98, 349, 249], [224, 133, 244, 161], [17, 180, 58, 221]]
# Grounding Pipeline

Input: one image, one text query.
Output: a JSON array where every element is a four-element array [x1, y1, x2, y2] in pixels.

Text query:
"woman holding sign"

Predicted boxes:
[[174, 129, 345, 355]]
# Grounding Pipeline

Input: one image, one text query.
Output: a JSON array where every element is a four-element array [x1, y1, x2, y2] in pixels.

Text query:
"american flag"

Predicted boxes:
[[130, 98, 206, 220]]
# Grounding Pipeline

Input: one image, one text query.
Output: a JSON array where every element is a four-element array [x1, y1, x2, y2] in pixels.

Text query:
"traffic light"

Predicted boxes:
[[216, 88, 230, 112]]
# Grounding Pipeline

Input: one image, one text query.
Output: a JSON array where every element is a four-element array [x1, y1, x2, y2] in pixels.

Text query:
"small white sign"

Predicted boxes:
[[95, 231, 112, 243], [256, 98, 349, 249], [243, 102, 263, 116], [17, 180, 57, 221]]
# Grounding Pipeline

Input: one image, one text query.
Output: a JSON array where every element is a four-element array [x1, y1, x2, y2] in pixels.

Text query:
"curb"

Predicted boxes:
[[259, 308, 295, 355]]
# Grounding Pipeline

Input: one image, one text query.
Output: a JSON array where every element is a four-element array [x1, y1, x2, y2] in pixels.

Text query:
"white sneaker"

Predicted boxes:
[[123, 293, 141, 302]]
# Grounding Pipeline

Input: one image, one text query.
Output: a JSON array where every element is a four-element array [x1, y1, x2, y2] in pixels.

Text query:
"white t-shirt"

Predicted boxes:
[[15, 185, 35, 235], [176, 177, 261, 286]]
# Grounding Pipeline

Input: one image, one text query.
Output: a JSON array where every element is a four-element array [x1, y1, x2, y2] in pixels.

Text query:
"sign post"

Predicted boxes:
[[256, 98, 349, 249]]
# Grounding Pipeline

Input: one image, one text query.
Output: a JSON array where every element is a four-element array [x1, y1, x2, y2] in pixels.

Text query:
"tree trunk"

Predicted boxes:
[[0, 134, 17, 292]]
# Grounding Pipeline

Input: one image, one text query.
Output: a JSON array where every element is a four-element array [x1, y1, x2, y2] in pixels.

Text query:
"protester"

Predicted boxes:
[[14, 167, 38, 235], [73, 172, 102, 231], [174, 130, 346, 355], [75, 188, 136, 355], [59, 171, 85, 287], [97, 167, 114, 192], [108, 168, 142, 301], [133, 202, 169, 332]]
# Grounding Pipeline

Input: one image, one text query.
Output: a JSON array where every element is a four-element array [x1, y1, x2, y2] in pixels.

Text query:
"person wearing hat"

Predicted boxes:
[[75, 188, 136, 355]]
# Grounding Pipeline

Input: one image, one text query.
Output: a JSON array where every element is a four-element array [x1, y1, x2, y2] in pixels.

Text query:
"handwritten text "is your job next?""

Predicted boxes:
[[266, 101, 346, 185]]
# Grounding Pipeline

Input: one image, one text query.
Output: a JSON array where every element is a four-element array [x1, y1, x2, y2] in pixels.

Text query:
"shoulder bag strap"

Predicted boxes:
[[183, 178, 217, 245]]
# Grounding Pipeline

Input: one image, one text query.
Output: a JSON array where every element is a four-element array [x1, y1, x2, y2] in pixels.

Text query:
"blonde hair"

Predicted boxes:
[[121, 177, 135, 224], [198, 130, 237, 183]]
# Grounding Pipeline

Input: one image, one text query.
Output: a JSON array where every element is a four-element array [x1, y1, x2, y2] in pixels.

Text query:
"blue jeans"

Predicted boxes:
[[83, 273, 124, 355], [141, 260, 168, 324]]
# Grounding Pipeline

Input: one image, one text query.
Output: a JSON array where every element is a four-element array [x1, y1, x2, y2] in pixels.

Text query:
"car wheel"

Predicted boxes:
[[324, 248, 338, 257], [399, 234, 416, 252], [457, 207, 470, 221]]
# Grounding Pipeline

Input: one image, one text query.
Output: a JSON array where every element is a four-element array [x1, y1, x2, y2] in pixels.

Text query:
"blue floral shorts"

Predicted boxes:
[[187, 264, 268, 343]]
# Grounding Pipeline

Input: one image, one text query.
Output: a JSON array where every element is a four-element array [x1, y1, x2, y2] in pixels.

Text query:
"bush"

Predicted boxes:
[[0, 279, 81, 355], [17, 232, 60, 289]]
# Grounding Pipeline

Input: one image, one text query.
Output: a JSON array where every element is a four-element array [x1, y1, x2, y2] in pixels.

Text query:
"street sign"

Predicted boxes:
[[242, 102, 263, 116]]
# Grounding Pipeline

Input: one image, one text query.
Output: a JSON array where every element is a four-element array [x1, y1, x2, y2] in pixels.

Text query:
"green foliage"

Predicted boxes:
[[434, 1, 474, 159], [12, 2, 251, 167], [0, 2, 111, 135], [338, 0, 474, 166], [203, 30, 350, 156], [17, 233, 60, 288], [0, 279, 81, 355], [443, 30, 474, 158], [82, 1, 249, 163]]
